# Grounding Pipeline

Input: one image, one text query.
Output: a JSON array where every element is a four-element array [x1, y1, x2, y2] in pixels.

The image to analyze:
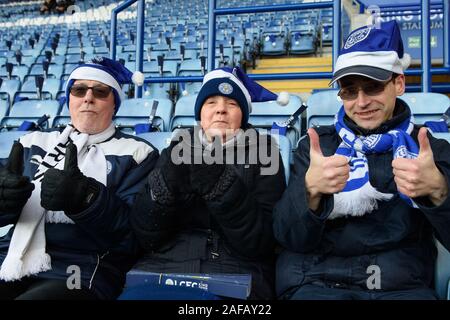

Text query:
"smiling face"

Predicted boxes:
[[69, 80, 115, 134], [200, 95, 243, 141], [339, 74, 405, 130]]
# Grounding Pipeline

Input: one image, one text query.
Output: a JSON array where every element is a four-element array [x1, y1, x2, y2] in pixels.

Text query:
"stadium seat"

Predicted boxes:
[[261, 26, 287, 56], [430, 130, 450, 299], [250, 94, 303, 150], [0, 130, 28, 158], [435, 238, 450, 300], [137, 131, 174, 152], [289, 25, 317, 55], [0, 100, 9, 120], [267, 133, 290, 184], [52, 105, 70, 128], [399, 93, 450, 125], [170, 95, 197, 130], [143, 83, 171, 100], [114, 98, 173, 133], [0, 100, 60, 130], [16, 77, 61, 100], [0, 79, 21, 106], [306, 89, 340, 128], [0, 130, 29, 237]]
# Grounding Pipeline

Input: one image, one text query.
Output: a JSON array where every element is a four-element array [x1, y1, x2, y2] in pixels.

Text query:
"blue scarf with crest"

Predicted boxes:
[[330, 106, 419, 219]]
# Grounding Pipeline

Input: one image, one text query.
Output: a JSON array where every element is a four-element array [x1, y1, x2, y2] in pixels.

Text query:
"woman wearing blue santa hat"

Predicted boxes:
[[0, 57, 158, 299], [124, 67, 287, 300]]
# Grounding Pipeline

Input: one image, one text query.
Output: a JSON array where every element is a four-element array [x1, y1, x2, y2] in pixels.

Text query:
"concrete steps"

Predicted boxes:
[[248, 56, 332, 94]]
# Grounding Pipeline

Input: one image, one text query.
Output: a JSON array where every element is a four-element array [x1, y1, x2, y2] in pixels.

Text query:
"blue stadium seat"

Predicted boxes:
[[143, 83, 171, 100], [0, 131, 28, 158], [250, 94, 303, 150], [0, 79, 21, 106], [52, 106, 70, 128], [261, 26, 287, 56], [306, 89, 340, 128], [16, 77, 61, 100], [399, 93, 450, 125], [267, 133, 290, 184], [170, 95, 197, 130], [289, 25, 317, 55], [431, 132, 450, 300], [435, 238, 450, 300], [1, 100, 60, 130], [0, 130, 28, 237], [114, 98, 173, 133], [0, 100, 9, 120], [137, 131, 174, 152]]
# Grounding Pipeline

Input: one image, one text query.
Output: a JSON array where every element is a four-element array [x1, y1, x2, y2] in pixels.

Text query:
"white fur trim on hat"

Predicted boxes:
[[202, 69, 253, 113], [334, 51, 408, 75], [66, 66, 125, 101]]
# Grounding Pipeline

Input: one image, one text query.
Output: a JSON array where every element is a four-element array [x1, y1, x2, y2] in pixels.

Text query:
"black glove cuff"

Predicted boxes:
[[149, 169, 177, 206], [65, 177, 100, 216], [203, 166, 236, 201]]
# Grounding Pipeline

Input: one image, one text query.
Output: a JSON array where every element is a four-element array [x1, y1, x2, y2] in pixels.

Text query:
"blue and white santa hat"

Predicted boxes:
[[194, 66, 290, 126], [330, 20, 411, 85], [65, 56, 144, 113]]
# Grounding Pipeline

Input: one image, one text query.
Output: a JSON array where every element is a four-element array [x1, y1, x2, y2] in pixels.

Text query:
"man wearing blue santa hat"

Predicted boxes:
[[274, 20, 450, 299], [124, 67, 287, 300], [0, 57, 158, 299]]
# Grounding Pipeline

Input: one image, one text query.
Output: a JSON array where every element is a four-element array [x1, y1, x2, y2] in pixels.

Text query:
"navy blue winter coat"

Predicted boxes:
[[274, 102, 450, 298]]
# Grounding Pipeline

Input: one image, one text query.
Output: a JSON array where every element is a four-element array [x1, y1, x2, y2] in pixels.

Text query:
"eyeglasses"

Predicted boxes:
[[70, 85, 112, 99], [338, 78, 395, 101]]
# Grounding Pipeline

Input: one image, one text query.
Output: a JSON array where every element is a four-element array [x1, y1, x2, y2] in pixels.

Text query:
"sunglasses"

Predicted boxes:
[[338, 78, 395, 101], [70, 85, 112, 99]]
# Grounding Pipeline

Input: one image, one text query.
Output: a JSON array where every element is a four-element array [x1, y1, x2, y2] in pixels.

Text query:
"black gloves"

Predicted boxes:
[[41, 143, 100, 215], [189, 148, 225, 196], [160, 158, 191, 196], [0, 142, 34, 214]]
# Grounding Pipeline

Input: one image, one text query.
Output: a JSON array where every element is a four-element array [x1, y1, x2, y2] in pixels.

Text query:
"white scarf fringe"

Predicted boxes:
[[329, 182, 393, 220]]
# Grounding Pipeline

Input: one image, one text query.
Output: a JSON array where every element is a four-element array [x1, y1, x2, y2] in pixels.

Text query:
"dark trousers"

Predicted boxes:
[[286, 283, 437, 300], [0, 278, 98, 300]]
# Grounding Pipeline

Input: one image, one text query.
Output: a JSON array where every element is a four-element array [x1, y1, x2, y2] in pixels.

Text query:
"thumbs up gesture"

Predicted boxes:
[[392, 127, 448, 206], [305, 128, 350, 210], [41, 143, 100, 215], [0, 142, 35, 214]]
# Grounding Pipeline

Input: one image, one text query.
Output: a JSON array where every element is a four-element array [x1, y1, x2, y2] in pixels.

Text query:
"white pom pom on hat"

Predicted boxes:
[[277, 91, 290, 106], [131, 71, 145, 86]]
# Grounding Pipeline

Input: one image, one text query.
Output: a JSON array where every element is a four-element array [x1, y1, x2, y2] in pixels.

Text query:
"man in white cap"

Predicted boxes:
[[0, 57, 158, 299], [274, 21, 450, 299]]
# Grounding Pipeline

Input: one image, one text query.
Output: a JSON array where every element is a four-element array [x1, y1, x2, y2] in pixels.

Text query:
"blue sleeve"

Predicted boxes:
[[414, 135, 450, 252], [273, 135, 333, 253]]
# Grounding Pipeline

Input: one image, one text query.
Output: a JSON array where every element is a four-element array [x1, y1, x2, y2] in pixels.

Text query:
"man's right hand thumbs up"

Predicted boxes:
[[0, 142, 35, 215], [305, 128, 350, 211], [41, 143, 100, 215]]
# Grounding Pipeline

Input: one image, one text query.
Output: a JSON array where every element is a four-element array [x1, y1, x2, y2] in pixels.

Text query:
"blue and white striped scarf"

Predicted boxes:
[[330, 106, 419, 219]]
